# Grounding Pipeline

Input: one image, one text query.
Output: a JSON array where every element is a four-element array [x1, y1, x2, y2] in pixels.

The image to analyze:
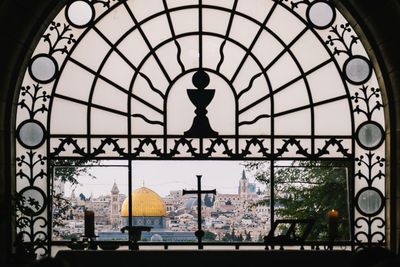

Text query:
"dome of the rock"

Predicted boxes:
[[120, 186, 167, 217]]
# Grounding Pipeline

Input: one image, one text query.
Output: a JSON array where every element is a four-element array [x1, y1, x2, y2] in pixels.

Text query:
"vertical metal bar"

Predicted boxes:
[[47, 163, 53, 256], [350, 162, 355, 251], [198, 0, 203, 69], [128, 160, 133, 248], [197, 175, 203, 249], [270, 160, 275, 232], [197, 175, 202, 231]]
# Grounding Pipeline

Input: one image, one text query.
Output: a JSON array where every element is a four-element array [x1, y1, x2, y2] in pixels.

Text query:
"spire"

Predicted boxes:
[[70, 189, 76, 199], [111, 180, 119, 194], [241, 170, 247, 180]]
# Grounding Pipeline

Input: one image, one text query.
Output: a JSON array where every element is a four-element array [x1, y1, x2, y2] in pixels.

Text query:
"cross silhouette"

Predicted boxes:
[[183, 175, 216, 249]]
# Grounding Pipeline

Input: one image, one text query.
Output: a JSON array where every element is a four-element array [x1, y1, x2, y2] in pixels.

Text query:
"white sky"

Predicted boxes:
[[62, 160, 268, 198]]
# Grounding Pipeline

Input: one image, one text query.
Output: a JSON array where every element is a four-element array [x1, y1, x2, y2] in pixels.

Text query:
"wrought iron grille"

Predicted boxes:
[[15, 0, 386, 256]]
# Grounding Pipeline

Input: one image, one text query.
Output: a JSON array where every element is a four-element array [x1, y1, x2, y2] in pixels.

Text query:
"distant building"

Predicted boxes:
[[110, 181, 121, 229], [120, 186, 167, 229], [238, 170, 256, 195]]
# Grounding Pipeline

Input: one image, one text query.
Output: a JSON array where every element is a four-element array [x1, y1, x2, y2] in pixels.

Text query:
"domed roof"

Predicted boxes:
[[183, 198, 204, 210], [150, 234, 163, 242], [120, 187, 167, 217]]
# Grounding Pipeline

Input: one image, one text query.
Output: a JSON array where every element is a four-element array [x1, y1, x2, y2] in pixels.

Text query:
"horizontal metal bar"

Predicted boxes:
[[50, 240, 355, 247]]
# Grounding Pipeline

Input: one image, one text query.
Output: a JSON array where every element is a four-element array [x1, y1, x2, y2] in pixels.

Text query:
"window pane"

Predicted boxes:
[[52, 160, 129, 242], [131, 160, 269, 243], [273, 161, 351, 241]]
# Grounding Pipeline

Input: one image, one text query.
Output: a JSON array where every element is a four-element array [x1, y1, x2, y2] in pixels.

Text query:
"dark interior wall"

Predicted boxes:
[[0, 0, 64, 263], [0, 0, 399, 264]]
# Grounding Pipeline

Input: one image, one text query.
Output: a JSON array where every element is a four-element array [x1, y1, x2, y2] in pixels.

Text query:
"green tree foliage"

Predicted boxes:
[[53, 159, 98, 185], [203, 230, 217, 241], [204, 194, 213, 207], [238, 234, 243, 241], [257, 233, 263, 242], [245, 230, 252, 242], [14, 159, 98, 240], [244, 160, 351, 241], [51, 159, 98, 237]]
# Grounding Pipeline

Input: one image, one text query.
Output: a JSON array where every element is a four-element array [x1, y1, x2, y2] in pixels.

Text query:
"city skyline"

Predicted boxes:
[[61, 160, 267, 199]]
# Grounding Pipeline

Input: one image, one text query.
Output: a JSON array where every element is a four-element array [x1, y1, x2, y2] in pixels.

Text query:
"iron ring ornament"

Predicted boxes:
[[355, 121, 385, 151], [306, 0, 336, 29], [65, 0, 95, 29], [16, 120, 46, 149], [355, 187, 385, 217], [17, 186, 47, 217], [28, 54, 59, 84], [343, 55, 373, 85], [15, 0, 387, 254]]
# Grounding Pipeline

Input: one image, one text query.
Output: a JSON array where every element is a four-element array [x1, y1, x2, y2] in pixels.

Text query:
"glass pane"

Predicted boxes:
[[127, 0, 165, 22], [203, 0, 234, 9], [170, 9, 198, 36], [202, 9, 231, 36], [314, 99, 352, 135], [236, 0, 274, 23], [216, 40, 246, 79], [274, 109, 311, 136], [308, 62, 346, 103], [358, 189, 382, 215], [118, 30, 150, 67], [273, 161, 351, 241], [50, 98, 87, 135], [101, 52, 136, 90], [71, 30, 111, 71], [57, 61, 94, 102], [267, 53, 301, 90], [267, 5, 306, 44], [91, 108, 128, 135], [96, 5, 133, 43], [291, 31, 330, 72], [131, 160, 268, 242], [52, 160, 129, 242], [230, 15, 261, 48], [273, 80, 309, 114], [92, 80, 128, 113], [239, 100, 271, 136], [252, 30, 284, 68], [140, 15, 172, 47]]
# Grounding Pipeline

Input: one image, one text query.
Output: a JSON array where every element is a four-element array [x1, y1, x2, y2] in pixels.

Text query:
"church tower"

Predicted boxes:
[[239, 170, 248, 197], [110, 180, 120, 229]]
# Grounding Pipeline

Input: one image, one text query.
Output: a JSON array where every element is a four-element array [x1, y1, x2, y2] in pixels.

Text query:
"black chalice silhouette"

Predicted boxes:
[[184, 70, 219, 137]]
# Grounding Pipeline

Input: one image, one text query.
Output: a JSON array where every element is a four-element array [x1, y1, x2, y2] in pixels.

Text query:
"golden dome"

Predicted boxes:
[[120, 187, 167, 217]]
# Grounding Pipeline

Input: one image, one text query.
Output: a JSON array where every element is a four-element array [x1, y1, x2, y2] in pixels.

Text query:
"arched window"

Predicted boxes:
[[15, 0, 386, 256]]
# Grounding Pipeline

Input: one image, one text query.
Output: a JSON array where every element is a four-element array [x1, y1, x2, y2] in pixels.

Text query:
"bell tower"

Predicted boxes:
[[110, 180, 120, 229], [239, 170, 248, 197]]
